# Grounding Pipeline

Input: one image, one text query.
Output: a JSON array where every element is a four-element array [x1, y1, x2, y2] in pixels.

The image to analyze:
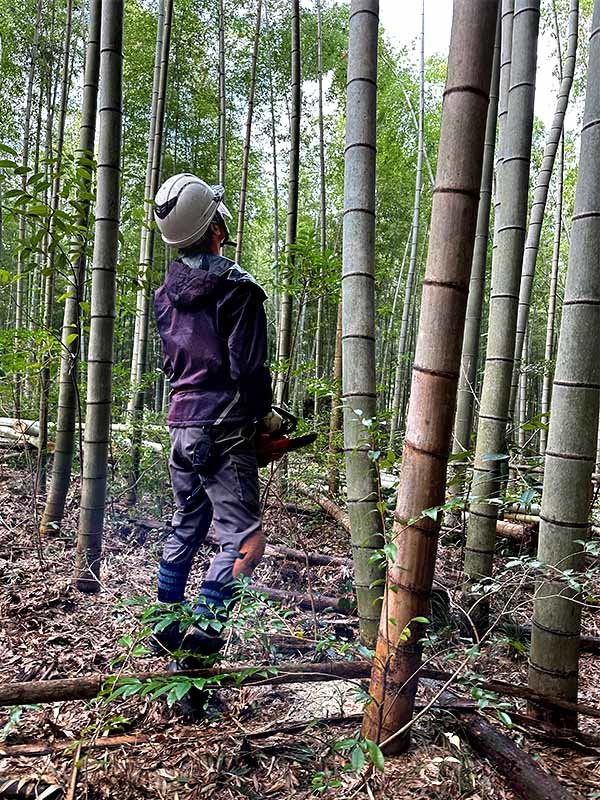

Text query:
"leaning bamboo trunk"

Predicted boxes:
[[389, 1, 425, 444], [508, 0, 578, 419], [451, 17, 500, 457], [75, 0, 124, 592], [36, 0, 74, 494], [275, 0, 301, 405], [362, 0, 498, 753], [127, 0, 173, 506], [39, 0, 102, 535], [342, 0, 384, 648], [463, 0, 540, 625], [528, 0, 600, 726], [235, 0, 262, 266], [540, 136, 564, 456]]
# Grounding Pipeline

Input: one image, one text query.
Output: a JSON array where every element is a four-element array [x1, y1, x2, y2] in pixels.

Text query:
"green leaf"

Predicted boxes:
[[422, 507, 439, 521], [411, 616, 430, 625], [27, 204, 51, 216], [0, 158, 18, 168], [497, 710, 512, 728], [66, 332, 79, 345], [365, 739, 385, 772], [351, 745, 365, 773]]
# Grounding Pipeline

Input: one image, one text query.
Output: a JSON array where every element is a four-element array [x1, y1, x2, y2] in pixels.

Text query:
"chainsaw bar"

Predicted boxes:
[[286, 432, 318, 451]]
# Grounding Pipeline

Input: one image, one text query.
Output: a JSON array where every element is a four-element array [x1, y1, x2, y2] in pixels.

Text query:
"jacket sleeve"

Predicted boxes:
[[220, 282, 273, 420]]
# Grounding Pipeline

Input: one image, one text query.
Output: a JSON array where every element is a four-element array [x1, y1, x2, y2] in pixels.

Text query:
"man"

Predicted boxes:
[[151, 173, 282, 657]]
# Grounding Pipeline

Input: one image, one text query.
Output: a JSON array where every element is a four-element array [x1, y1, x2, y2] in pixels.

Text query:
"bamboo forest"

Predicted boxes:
[[3, 0, 600, 796]]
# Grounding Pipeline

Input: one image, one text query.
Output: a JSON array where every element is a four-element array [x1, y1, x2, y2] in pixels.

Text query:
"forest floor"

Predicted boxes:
[[1, 460, 600, 799]]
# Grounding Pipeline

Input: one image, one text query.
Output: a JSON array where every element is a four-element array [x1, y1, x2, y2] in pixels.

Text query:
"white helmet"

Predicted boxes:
[[154, 173, 233, 249]]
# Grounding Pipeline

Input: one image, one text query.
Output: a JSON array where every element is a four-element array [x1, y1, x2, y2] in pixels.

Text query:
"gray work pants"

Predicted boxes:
[[161, 424, 261, 588]]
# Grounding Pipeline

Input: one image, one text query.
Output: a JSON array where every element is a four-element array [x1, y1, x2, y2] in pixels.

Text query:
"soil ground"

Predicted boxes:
[[1, 462, 599, 799]]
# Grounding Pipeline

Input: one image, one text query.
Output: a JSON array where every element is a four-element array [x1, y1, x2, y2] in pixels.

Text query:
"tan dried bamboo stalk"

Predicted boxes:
[[362, 0, 499, 753]]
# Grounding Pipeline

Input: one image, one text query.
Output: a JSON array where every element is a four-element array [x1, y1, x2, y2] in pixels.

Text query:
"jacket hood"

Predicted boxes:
[[164, 260, 221, 308]]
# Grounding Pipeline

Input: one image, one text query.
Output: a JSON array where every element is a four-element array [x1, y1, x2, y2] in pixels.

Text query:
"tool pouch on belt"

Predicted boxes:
[[192, 427, 218, 478]]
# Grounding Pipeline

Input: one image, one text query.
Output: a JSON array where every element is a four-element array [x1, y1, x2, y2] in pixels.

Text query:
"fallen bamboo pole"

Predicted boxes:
[[460, 715, 576, 800], [2, 660, 600, 723], [0, 661, 371, 706]]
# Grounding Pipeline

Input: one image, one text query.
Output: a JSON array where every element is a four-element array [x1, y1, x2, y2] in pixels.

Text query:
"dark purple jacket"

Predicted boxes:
[[154, 253, 273, 427]]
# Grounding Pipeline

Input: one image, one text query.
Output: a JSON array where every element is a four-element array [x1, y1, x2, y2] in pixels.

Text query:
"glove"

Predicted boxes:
[[261, 409, 284, 434]]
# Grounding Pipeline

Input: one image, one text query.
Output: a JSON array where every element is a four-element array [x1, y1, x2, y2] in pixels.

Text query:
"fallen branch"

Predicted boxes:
[[0, 660, 371, 706], [420, 667, 600, 721], [296, 486, 350, 531], [251, 583, 354, 614], [460, 715, 576, 800], [500, 623, 600, 656]]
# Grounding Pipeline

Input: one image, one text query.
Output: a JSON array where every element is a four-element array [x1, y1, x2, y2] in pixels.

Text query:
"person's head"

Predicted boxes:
[[154, 173, 234, 254]]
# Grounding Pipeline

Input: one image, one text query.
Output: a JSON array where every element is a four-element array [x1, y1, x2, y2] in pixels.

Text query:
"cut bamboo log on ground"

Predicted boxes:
[[0, 661, 372, 706], [3, 661, 600, 722], [460, 715, 576, 800]]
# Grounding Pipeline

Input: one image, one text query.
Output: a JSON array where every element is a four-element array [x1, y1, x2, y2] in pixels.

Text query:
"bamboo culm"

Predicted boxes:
[[528, 0, 600, 725], [235, 0, 262, 266], [128, 0, 166, 410], [389, 2, 425, 444], [342, 0, 385, 648], [540, 135, 564, 456], [39, 0, 102, 534], [126, 0, 173, 506], [362, 0, 499, 753], [36, 0, 74, 494], [463, 0, 541, 628], [275, 0, 301, 405], [508, 0, 579, 420], [75, 0, 124, 592]]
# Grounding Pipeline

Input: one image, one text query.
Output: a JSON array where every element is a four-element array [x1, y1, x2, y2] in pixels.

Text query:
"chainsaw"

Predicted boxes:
[[255, 406, 317, 467]]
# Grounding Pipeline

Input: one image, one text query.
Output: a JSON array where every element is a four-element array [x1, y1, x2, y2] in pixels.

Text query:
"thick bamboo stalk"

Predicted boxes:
[[275, 0, 301, 405], [389, 1, 425, 443], [509, 0, 579, 420], [464, 0, 541, 625], [341, 0, 385, 648], [452, 19, 500, 456], [528, 1, 600, 727], [39, 0, 102, 535], [36, 0, 74, 493], [446, 15, 501, 530], [75, 0, 124, 592], [235, 0, 262, 266], [362, 0, 499, 753]]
